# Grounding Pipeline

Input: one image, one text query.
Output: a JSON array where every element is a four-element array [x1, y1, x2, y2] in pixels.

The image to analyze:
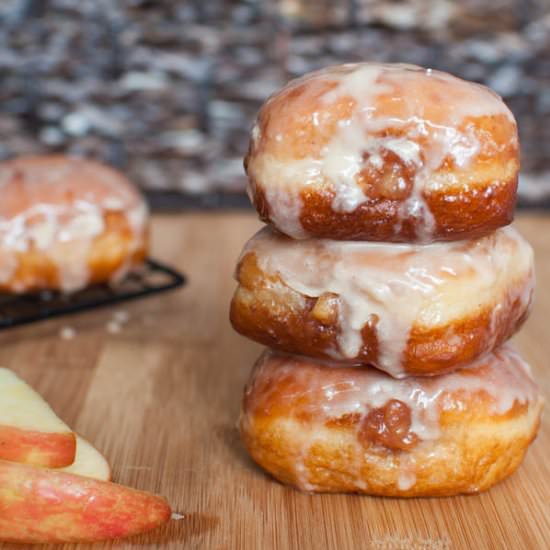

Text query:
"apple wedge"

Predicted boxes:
[[0, 460, 172, 544], [0, 368, 76, 467], [61, 436, 111, 481]]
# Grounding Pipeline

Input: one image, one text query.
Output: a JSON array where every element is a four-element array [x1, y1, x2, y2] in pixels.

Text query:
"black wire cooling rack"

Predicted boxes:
[[0, 259, 186, 330]]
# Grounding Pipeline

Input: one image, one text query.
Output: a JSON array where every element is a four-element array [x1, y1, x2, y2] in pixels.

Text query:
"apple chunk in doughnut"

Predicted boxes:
[[245, 62, 519, 242], [231, 225, 534, 377], [0, 368, 76, 468], [0, 460, 171, 544], [240, 347, 542, 496]]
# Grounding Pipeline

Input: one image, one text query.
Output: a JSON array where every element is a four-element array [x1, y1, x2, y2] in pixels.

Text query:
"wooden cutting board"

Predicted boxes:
[[0, 212, 548, 550]]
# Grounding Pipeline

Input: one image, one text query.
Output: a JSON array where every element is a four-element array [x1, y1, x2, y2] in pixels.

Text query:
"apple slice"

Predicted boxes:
[[61, 436, 111, 481], [0, 368, 76, 467], [0, 460, 172, 544]]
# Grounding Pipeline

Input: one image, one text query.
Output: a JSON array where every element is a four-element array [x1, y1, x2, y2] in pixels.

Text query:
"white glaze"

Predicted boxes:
[[248, 62, 516, 240], [240, 225, 534, 376], [397, 455, 417, 491], [102, 196, 126, 210], [0, 158, 148, 292], [246, 346, 539, 490]]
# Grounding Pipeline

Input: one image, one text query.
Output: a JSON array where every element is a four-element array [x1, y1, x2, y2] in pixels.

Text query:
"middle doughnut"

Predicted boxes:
[[231, 225, 534, 377]]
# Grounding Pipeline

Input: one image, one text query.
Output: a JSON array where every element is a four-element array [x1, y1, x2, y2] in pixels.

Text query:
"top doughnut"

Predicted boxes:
[[245, 63, 519, 242]]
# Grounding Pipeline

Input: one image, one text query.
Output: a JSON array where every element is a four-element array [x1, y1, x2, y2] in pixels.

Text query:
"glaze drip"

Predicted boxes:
[[239, 225, 534, 374], [246, 345, 538, 443], [243, 346, 539, 492], [247, 62, 517, 240], [0, 157, 148, 292]]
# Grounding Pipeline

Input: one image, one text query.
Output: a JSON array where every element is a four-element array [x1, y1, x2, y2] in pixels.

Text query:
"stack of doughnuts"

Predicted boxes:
[[0, 155, 149, 294], [231, 63, 543, 496]]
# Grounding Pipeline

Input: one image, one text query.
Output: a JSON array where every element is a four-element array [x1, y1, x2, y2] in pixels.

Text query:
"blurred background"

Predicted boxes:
[[0, 0, 549, 208]]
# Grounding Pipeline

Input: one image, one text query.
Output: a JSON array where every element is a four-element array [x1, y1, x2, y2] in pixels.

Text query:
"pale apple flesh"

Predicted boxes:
[[0, 369, 172, 543], [61, 436, 111, 481], [0, 368, 76, 467], [0, 460, 172, 544]]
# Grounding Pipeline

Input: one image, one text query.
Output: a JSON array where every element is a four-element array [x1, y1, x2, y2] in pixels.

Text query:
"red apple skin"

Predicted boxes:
[[0, 461, 172, 543], [0, 425, 76, 468]]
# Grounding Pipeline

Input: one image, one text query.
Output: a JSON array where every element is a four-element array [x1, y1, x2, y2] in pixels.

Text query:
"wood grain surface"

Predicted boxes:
[[0, 212, 548, 550]]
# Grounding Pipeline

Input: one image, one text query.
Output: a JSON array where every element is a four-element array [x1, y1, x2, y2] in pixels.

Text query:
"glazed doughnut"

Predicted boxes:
[[240, 347, 542, 496], [231, 226, 534, 377], [0, 155, 148, 293], [245, 63, 519, 242]]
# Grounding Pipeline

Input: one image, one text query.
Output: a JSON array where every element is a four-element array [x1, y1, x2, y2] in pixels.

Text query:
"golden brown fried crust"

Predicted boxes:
[[230, 253, 533, 376], [0, 212, 148, 294], [0, 155, 148, 293], [240, 412, 540, 496], [239, 351, 542, 496], [245, 64, 519, 242], [251, 175, 517, 242]]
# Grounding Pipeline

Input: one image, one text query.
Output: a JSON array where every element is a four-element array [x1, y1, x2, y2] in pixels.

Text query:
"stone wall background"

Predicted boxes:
[[0, 0, 549, 207]]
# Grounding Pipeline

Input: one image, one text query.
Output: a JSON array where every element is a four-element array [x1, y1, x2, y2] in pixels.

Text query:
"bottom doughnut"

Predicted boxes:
[[239, 347, 542, 497]]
